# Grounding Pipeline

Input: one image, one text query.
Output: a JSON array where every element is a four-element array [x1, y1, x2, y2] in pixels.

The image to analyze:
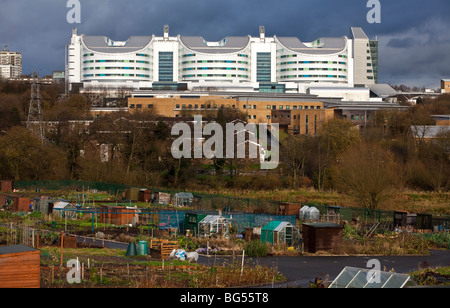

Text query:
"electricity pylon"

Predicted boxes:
[[26, 71, 45, 142]]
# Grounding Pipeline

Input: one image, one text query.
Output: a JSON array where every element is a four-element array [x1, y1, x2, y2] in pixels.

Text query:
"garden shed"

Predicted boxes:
[[173, 192, 194, 207], [302, 222, 343, 253], [0, 180, 13, 192], [198, 215, 232, 238], [12, 197, 31, 212], [277, 202, 302, 218], [260, 220, 297, 246], [33, 196, 50, 215], [326, 206, 353, 222], [152, 192, 171, 205], [416, 213, 433, 230], [99, 205, 139, 225], [394, 211, 417, 228], [0, 194, 6, 207], [184, 213, 208, 236], [139, 189, 152, 202], [0, 244, 41, 288], [125, 187, 140, 201]]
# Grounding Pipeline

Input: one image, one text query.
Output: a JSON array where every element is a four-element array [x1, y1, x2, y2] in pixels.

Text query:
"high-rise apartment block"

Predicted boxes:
[[0, 45, 22, 79], [66, 26, 378, 93]]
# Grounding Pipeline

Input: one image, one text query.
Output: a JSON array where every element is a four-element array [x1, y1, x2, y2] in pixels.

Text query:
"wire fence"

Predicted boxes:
[[12, 180, 450, 231]]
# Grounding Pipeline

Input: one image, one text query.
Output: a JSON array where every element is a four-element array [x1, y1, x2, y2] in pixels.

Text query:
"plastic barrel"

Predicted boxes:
[[137, 241, 148, 256], [126, 242, 137, 256]]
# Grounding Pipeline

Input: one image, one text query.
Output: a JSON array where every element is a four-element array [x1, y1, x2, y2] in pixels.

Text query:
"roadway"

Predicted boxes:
[[74, 235, 450, 287]]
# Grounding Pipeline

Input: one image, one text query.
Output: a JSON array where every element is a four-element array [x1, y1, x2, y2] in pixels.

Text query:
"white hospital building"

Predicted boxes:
[[66, 26, 378, 93]]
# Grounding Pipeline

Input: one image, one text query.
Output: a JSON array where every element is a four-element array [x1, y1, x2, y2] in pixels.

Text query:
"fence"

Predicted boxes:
[[13, 180, 450, 229], [0, 222, 50, 248], [53, 207, 296, 234]]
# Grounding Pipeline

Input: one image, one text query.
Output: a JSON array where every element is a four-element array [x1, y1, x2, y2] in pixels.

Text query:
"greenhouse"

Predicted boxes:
[[260, 221, 298, 246], [328, 266, 417, 288], [198, 215, 232, 238]]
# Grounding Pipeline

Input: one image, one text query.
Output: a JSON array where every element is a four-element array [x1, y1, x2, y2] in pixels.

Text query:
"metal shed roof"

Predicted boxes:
[[262, 220, 293, 231], [175, 192, 194, 198], [53, 201, 73, 209], [0, 244, 39, 255], [302, 222, 343, 228]]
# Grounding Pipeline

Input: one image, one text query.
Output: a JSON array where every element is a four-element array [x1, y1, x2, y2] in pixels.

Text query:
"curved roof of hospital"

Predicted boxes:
[[81, 35, 153, 53], [275, 36, 348, 55], [178, 35, 251, 54]]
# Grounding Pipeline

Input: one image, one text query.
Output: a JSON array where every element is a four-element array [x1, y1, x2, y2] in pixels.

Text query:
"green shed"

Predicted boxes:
[[260, 221, 296, 246], [184, 213, 207, 236]]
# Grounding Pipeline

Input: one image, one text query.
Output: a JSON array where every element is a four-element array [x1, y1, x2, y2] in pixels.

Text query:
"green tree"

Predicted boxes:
[[0, 126, 68, 180]]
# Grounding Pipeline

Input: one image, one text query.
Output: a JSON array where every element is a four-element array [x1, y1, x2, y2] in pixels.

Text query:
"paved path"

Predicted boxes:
[[72, 234, 450, 287], [198, 250, 450, 287]]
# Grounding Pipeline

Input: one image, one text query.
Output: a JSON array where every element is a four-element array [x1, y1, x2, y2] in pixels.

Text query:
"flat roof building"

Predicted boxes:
[[441, 79, 450, 94], [0, 45, 22, 79]]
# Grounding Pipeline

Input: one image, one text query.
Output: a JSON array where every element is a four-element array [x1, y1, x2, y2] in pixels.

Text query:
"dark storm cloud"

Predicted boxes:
[[387, 37, 416, 49], [0, 0, 449, 87]]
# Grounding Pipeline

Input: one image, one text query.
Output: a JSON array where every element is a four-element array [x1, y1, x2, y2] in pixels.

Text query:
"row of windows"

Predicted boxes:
[[182, 67, 248, 71], [174, 104, 235, 109], [265, 105, 321, 110], [83, 67, 150, 71], [182, 60, 249, 65], [242, 104, 321, 110], [182, 74, 249, 78], [83, 59, 149, 64], [280, 61, 346, 65], [182, 53, 249, 58], [279, 75, 346, 79], [83, 74, 150, 77], [280, 68, 347, 72], [281, 54, 347, 59], [347, 114, 370, 121], [129, 103, 322, 111], [129, 104, 154, 109]]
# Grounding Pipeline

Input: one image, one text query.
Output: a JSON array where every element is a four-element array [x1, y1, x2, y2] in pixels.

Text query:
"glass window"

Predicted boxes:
[[257, 52, 271, 82], [159, 52, 173, 81]]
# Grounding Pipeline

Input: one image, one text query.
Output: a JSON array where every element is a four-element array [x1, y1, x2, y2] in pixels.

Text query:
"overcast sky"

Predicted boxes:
[[1, 0, 449, 88]]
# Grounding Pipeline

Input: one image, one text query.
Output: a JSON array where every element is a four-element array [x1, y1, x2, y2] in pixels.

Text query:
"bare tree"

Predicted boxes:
[[334, 142, 400, 211]]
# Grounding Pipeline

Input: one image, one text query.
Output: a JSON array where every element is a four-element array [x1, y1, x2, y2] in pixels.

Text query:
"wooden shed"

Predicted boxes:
[[12, 197, 31, 212], [152, 192, 171, 205], [0, 244, 41, 288], [125, 187, 140, 201], [139, 189, 152, 203], [302, 222, 343, 253], [277, 202, 302, 219], [0, 194, 6, 207], [416, 213, 433, 230], [0, 180, 13, 192], [394, 211, 417, 228], [99, 205, 139, 225]]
